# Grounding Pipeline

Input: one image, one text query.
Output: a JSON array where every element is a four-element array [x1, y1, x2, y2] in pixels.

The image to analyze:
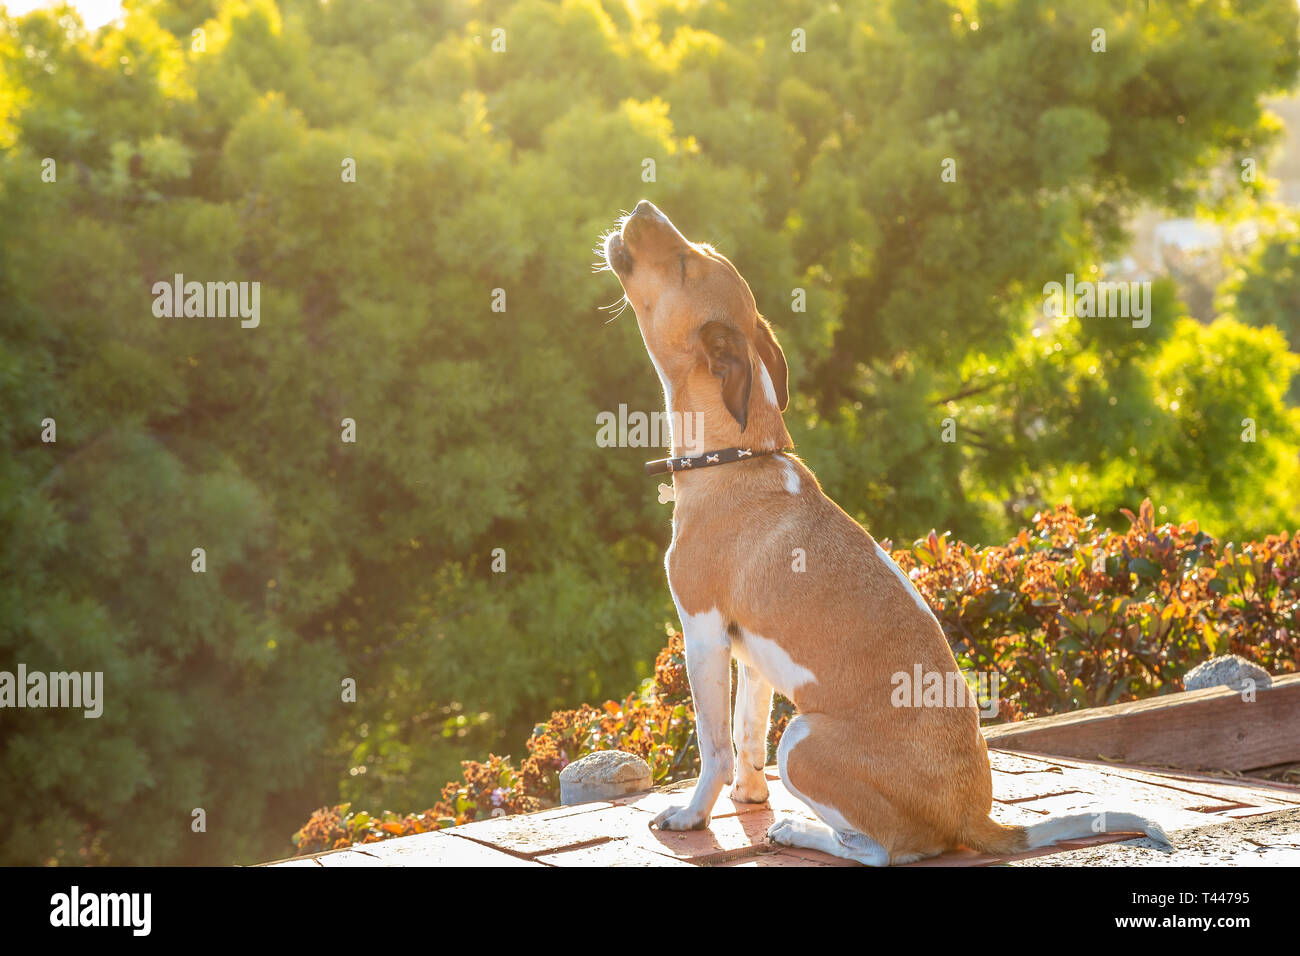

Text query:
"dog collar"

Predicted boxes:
[[644, 446, 789, 476]]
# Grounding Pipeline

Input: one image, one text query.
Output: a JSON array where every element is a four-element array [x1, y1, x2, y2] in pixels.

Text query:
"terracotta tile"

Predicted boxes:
[[996, 788, 1088, 805], [451, 799, 775, 864], [1215, 804, 1298, 818], [351, 831, 543, 866], [1124, 769, 1300, 803], [1104, 770, 1300, 808], [311, 847, 391, 866], [989, 751, 1069, 775], [760, 845, 861, 867], [715, 847, 847, 867], [764, 779, 824, 819], [621, 810, 774, 864], [537, 839, 697, 867], [999, 751, 1300, 808], [902, 847, 1000, 867], [614, 785, 766, 818], [614, 777, 818, 823], [501, 801, 616, 819], [989, 802, 1059, 826], [453, 805, 663, 858]]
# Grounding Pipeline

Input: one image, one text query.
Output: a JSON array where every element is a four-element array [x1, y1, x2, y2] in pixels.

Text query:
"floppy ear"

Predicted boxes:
[[754, 316, 789, 411], [699, 320, 753, 431]]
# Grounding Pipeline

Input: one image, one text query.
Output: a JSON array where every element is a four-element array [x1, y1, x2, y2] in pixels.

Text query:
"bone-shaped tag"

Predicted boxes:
[[657, 482, 675, 504]]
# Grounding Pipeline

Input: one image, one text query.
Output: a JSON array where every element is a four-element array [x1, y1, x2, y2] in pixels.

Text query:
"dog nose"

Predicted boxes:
[[632, 199, 666, 222]]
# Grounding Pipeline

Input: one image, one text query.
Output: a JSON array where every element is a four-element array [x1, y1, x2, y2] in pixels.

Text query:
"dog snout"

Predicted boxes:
[[624, 201, 672, 243], [631, 199, 667, 223], [621, 199, 687, 255], [606, 201, 690, 280]]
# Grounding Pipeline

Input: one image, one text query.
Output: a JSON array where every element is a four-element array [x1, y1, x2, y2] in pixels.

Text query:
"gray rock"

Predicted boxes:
[[1183, 654, 1272, 693], [559, 750, 652, 805]]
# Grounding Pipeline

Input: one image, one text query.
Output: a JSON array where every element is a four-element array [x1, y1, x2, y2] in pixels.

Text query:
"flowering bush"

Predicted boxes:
[[892, 499, 1297, 720], [292, 501, 1297, 855]]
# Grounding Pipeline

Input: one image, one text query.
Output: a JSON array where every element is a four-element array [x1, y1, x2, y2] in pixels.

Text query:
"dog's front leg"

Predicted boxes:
[[652, 612, 734, 831], [731, 663, 772, 803]]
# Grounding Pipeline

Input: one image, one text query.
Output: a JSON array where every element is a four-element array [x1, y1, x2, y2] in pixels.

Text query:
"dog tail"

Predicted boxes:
[[961, 810, 1170, 856]]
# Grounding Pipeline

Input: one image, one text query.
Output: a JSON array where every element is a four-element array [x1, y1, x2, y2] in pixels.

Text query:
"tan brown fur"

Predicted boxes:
[[667, 456, 1019, 860]]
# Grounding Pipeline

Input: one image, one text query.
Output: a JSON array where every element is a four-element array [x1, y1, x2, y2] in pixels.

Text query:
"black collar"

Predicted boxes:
[[645, 446, 789, 476]]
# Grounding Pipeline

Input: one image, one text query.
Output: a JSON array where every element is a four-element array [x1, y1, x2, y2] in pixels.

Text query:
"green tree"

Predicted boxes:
[[1218, 213, 1300, 401]]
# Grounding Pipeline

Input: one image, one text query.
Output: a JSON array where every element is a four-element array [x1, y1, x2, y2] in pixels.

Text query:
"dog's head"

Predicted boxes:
[[602, 201, 789, 447]]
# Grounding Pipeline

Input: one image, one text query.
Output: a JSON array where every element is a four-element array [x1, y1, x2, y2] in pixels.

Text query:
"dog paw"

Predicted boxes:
[[651, 805, 710, 831], [766, 818, 804, 846], [730, 776, 769, 804]]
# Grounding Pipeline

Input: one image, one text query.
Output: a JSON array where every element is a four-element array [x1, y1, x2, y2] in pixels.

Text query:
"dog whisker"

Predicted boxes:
[[598, 295, 630, 323], [592, 229, 624, 274], [593, 216, 632, 305]]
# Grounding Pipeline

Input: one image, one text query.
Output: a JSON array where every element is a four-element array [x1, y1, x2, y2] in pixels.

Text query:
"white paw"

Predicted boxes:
[[651, 804, 710, 831], [767, 817, 804, 845], [730, 775, 770, 804]]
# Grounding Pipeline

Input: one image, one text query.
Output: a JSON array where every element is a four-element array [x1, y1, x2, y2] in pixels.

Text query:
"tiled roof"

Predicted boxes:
[[267, 749, 1300, 867]]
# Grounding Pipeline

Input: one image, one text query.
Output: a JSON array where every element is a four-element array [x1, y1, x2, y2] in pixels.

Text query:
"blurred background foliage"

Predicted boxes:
[[1, 0, 1298, 864]]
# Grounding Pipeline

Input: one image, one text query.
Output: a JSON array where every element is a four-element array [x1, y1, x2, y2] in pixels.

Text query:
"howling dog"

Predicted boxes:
[[600, 200, 1170, 865]]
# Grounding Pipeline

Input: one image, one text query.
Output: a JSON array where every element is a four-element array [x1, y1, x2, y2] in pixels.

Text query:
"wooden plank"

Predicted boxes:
[[982, 674, 1300, 771]]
